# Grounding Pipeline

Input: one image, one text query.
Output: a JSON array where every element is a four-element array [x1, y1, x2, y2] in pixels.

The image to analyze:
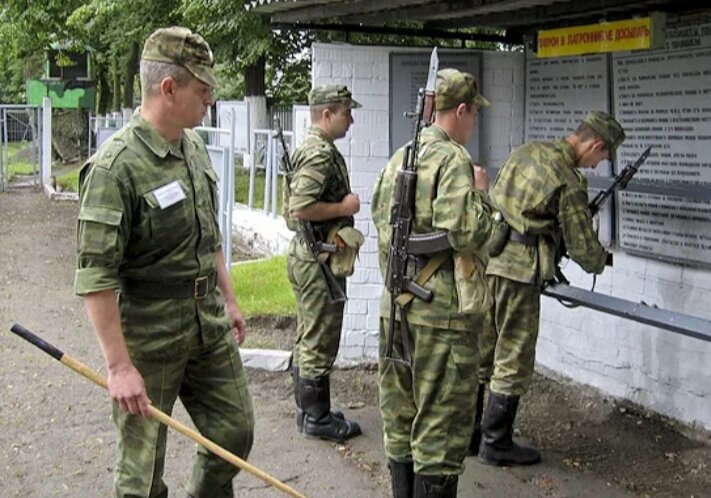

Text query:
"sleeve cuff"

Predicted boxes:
[[74, 267, 119, 296]]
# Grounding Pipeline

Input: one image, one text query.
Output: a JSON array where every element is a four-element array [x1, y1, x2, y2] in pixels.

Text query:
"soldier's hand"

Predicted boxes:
[[473, 165, 489, 192], [108, 362, 152, 418], [592, 213, 600, 234], [226, 301, 247, 345], [341, 193, 361, 216]]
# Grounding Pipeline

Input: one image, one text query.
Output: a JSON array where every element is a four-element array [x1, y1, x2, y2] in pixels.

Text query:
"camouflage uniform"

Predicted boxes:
[[285, 125, 353, 379], [373, 69, 499, 488], [75, 28, 254, 498], [475, 111, 625, 466], [285, 85, 364, 442]]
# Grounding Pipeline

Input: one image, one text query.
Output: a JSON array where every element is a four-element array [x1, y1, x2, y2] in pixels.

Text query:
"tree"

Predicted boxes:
[[67, 0, 182, 112], [1, 1, 85, 103]]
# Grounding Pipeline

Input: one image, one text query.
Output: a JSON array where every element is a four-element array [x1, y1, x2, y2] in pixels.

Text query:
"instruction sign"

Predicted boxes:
[[613, 24, 711, 265]]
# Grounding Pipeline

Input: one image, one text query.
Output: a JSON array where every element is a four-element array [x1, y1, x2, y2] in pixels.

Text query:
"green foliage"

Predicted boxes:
[[1, 1, 509, 114], [268, 57, 310, 105], [230, 255, 295, 317], [213, 63, 245, 101]]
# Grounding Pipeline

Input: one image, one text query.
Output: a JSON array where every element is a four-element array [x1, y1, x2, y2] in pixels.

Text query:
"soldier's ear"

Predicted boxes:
[[454, 102, 468, 119], [592, 138, 607, 152], [319, 107, 331, 123], [160, 77, 178, 100]]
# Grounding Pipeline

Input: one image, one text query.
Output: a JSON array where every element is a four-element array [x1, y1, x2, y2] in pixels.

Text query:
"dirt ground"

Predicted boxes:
[[1, 189, 710, 498]]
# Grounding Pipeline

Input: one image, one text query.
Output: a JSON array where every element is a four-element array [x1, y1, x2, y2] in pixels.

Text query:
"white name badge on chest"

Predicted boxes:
[[152, 180, 186, 209]]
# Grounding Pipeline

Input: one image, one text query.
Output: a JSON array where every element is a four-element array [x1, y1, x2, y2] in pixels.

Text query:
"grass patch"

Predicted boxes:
[[7, 161, 36, 176], [231, 255, 295, 317], [7, 141, 29, 158], [56, 167, 81, 192], [235, 167, 284, 214], [5, 141, 37, 178]]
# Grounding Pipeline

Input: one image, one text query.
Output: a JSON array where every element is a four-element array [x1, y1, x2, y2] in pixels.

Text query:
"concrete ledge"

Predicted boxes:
[[44, 183, 79, 202], [240, 348, 291, 372]]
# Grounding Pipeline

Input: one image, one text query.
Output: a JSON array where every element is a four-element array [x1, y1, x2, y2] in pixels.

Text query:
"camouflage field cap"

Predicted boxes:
[[308, 85, 362, 108], [142, 27, 218, 88], [435, 68, 490, 111], [583, 111, 626, 155]]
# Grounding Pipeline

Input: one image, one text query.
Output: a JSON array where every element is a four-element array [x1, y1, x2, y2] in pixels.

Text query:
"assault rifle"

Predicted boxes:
[[553, 145, 653, 286], [384, 48, 451, 366], [274, 121, 346, 303]]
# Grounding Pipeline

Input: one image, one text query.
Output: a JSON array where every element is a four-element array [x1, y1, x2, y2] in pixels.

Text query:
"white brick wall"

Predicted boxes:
[[312, 42, 711, 432], [539, 254, 711, 431]]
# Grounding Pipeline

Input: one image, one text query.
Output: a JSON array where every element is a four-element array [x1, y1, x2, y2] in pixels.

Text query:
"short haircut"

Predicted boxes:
[[574, 122, 608, 149], [139, 60, 192, 99], [310, 102, 346, 122]]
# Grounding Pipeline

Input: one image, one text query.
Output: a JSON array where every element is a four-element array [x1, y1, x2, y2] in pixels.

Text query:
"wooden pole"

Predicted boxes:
[[10, 323, 307, 498]]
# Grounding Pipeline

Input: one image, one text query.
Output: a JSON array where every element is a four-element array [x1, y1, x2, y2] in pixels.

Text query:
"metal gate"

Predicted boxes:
[[0, 105, 43, 192]]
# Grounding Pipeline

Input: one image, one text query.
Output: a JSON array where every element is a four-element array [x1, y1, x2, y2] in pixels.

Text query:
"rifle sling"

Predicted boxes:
[[394, 252, 449, 307]]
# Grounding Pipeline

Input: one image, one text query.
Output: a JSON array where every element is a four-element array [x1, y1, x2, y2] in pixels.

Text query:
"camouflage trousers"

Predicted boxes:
[[379, 317, 479, 475], [287, 254, 346, 379], [478, 275, 541, 396], [113, 331, 254, 498]]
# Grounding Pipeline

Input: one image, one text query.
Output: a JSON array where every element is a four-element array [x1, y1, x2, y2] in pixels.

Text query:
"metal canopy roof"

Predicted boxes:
[[247, 0, 711, 41]]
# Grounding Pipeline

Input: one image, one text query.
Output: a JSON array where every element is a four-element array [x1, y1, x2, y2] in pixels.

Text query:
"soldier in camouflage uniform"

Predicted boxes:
[[471, 111, 625, 467], [285, 84, 363, 442], [373, 69, 506, 498], [75, 27, 254, 498]]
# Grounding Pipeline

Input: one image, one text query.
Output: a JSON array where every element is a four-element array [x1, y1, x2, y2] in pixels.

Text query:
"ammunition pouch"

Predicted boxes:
[[487, 219, 510, 258], [454, 253, 493, 314], [323, 225, 365, 278]]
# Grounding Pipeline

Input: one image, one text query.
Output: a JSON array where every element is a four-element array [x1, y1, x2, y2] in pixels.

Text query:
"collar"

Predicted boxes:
[[425, 124, 453, 142], [132, 110, 184, 159], [308, 126, 334, 144], [554, 138, 576, 168]]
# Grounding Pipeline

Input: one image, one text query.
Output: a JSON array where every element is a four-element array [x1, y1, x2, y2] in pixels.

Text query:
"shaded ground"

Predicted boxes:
[[1, 190, 710, 498]]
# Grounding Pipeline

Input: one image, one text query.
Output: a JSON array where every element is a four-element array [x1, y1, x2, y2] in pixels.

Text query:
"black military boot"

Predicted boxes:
[[293, 367, 343, 432], [466, 383, 487, 456], [388, 459, 414, 498], [413, 474, 458, 498], [299, 376, 361, 442], [478, 391, 541, 466]]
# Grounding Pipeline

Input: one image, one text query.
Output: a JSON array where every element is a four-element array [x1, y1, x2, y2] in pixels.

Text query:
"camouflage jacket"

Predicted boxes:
[[486, 139, 607, 284], [284, 126, 353, 261], [372, 125, 496, 331], [74, 112, 229, 359]]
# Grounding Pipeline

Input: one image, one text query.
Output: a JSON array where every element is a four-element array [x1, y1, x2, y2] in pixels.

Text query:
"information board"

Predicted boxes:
[[216, 100, 250, 154], [613, 23, 711, 265], [292, 105, 311, 150], [390, 51, 482, 160], [524, 54, 613, 246], [525, 54, 609, 143]]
